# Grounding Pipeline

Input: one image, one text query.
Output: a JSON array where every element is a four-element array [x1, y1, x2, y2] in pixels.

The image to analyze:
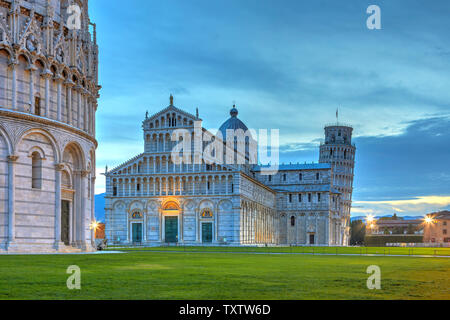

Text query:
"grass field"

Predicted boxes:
[[1, 249, 449, 300], [107, 245, 450, 256]]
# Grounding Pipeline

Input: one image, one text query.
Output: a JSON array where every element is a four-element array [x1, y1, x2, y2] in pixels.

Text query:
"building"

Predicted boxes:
[[369, 219, 423, 235], [104, 98, 356, 246], [95, 222, 105, 240], [0, 0, 100, 253], [423, 211, 450, 244]]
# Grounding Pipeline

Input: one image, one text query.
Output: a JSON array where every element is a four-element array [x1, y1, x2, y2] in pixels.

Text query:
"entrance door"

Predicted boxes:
[[61, 201, 70, 245], [165, 216, 178, 243], [132, 223, 143, 243], [202, 223, 213, 243], [309, 234, 315, 245]]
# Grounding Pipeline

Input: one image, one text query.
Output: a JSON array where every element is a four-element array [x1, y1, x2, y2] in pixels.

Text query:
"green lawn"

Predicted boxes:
[[0, 251, 449, 300], [108, 245, 450, 256]]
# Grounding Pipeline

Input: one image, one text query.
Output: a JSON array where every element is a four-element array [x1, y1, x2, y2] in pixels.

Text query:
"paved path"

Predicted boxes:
[[0, 251, 125, 256], [112, 249, 450, 258]]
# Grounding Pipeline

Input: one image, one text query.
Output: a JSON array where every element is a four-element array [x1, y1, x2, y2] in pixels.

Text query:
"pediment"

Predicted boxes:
[[143, 105, 200, 129]]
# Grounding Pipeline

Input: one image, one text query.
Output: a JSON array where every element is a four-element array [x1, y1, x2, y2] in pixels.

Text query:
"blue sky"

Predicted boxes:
[[90, 0, 450, 217]]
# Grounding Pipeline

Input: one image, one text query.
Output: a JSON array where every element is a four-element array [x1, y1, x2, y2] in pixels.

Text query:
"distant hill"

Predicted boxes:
[[351, 215, 422, 222], [95, 193, 105, 222]]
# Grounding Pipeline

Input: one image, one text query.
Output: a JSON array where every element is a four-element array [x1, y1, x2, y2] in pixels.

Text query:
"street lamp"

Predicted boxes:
[[90, 220, 99, 231]]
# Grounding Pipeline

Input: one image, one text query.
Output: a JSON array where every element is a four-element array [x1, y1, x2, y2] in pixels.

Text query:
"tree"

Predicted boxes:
[[407, 224, 416, 234], [350, 220, 366, 245]]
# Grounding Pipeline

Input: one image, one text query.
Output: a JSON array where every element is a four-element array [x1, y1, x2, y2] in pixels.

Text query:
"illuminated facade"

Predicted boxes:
[[105, 98, 354, 246]]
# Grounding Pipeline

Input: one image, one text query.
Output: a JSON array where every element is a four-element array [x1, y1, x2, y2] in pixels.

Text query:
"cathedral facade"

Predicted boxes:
[[0, 0, 100, 253], [105, 98, 356, 246]]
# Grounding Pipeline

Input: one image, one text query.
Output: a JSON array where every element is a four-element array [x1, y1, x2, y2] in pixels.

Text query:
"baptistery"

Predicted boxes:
[[0, 0, 99, 252]]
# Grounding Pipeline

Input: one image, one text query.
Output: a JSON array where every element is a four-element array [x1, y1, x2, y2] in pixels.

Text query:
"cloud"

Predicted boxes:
[[91, 0, 450, 209], [353, 196, 450, 216]]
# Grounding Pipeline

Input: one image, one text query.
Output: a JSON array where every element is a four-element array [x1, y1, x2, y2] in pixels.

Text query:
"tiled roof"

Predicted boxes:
[[253, 163, 331, 171]]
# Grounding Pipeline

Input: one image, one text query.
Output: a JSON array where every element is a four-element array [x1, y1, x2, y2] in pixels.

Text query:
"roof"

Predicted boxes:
[[428, 211, 450, 220], [253, 163, 331, 172], [376, 220, 423, 227], [217, 107, 250, 140], [271, 184, 340, 193]]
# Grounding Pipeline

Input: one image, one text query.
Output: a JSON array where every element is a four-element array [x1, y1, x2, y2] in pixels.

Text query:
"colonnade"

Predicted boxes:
[[241, 200, 279, 245], [116, 155, 231, 175], [112, 175, 235, 197]]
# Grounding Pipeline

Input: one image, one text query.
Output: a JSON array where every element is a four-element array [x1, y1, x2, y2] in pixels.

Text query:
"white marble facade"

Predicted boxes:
[[105, 99, 355, 246], [0, 0, 99, 253]]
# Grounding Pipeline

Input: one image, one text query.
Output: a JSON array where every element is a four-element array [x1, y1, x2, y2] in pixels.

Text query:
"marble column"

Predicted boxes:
[[9, 61, 17, 110], [80, 170, 89, 249], [43, 69, 52, 117], [54, 164, 64, 249], [65, 80, 74, 125], [91, 176, 96, 247], [28, 65, 36, 114], [55, 76, 63, 121], [7, 155, 18, 247]]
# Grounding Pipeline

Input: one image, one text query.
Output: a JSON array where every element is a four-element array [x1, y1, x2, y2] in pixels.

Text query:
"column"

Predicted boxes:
[[80, 171, 88, 249], [7, 156, 18, 247], [56, 76, 63, 121], [10, 61, 17, 110], [65, 81, 73, 125], [54, 164, 64, 249], [76, 86, 82, 127], [84, 94, 88, 132], [225, 177, 229, 194], [43, 70, 52, 117], [28, 66, 36, 114], [91, 176, 96, 247]]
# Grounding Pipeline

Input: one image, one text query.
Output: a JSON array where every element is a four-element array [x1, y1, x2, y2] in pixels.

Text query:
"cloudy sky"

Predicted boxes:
[[90, 0, 450, 217]]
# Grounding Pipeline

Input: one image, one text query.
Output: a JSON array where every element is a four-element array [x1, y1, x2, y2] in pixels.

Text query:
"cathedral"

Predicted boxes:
[[0, 0, 99, 253], [105, 98, 356, 246]]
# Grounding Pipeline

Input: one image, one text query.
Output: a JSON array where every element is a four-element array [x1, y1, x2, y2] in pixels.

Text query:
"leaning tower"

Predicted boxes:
[[319, 123, 356, 246], [0, 0, 100, 252]]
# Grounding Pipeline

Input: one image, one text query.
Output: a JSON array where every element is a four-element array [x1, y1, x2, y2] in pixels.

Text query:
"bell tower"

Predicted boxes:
[[319, 122, 356, 245]]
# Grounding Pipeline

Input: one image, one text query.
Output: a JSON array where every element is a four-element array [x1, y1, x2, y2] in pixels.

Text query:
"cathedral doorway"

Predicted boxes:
[[309, 234, 315, 245], [202, 223, 213, 243], [132, 223, 143, 243], [61, 200, 70, 245], [165, 216, 178, 243]]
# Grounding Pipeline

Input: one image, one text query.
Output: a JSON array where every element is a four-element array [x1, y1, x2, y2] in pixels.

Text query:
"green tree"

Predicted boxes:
[[350, 220, 366, 245], [407, 224, 416, 234]]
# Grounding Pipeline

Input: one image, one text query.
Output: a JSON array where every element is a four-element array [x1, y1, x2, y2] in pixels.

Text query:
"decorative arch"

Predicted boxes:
[[27, 145, 46, 159], [17, 128, 60, 162], [62, 141, 86, 170], [0, 47, 13, 58], [163, 201, 180, 211], [0, 124, 13, 156]]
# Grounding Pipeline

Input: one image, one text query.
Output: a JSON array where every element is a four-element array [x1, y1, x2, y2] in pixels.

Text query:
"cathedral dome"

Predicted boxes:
[[218, 106, 250, 140]]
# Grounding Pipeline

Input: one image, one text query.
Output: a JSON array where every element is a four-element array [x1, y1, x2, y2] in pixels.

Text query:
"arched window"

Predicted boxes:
[[31, 152, 42, 189], [291, 216, 295, 227], [35, 96, 41, 116]]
